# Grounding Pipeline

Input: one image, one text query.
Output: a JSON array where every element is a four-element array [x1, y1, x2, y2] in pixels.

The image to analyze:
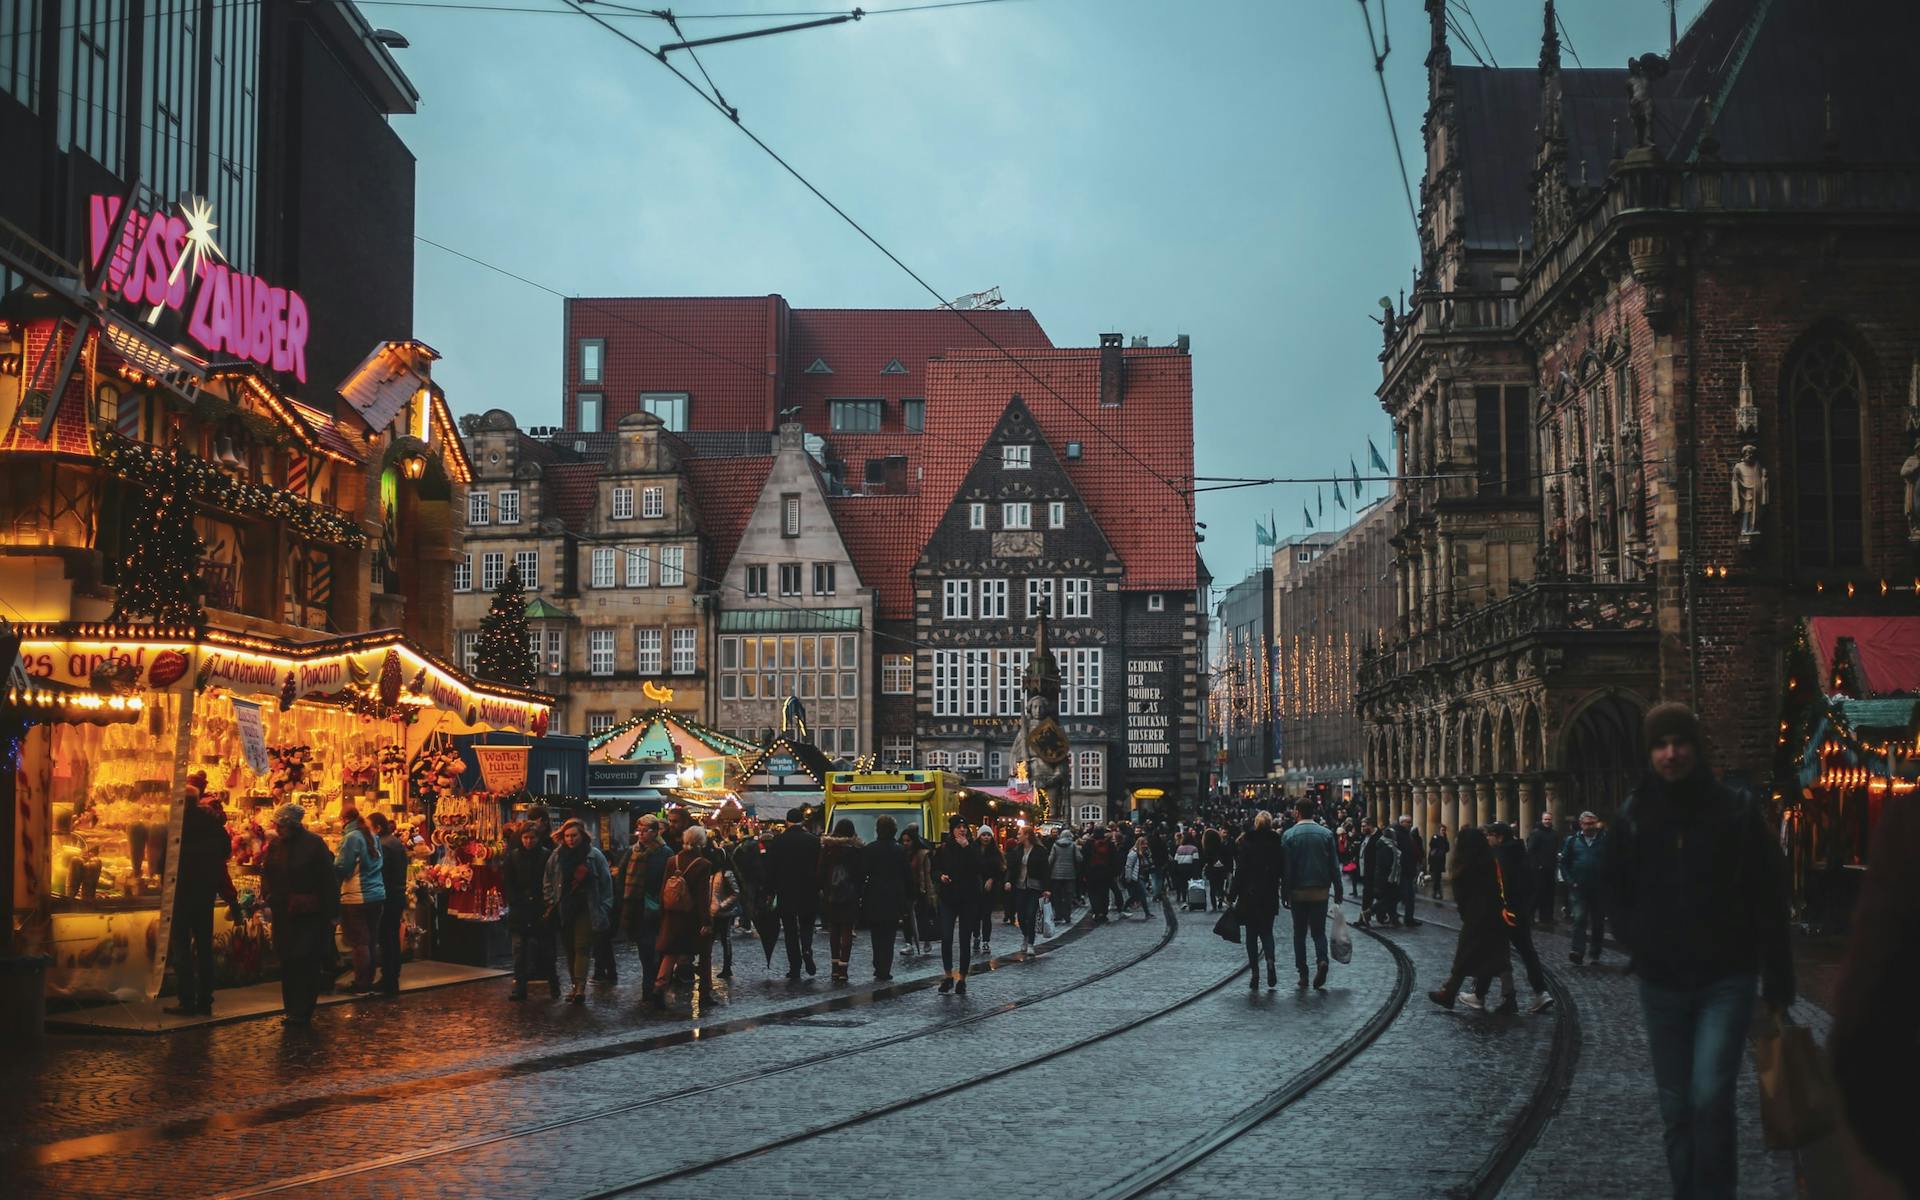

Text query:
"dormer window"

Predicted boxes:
[[806, 357, 833, 374], [881, 358, 908, 375], [1002, 444, 1031, 470]]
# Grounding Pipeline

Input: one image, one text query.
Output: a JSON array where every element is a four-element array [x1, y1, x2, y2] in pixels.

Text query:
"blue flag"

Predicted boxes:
[[1350, 456, 1363, 499], [1368, 437, 1389, 474], [1303, 505, 1314, 531]]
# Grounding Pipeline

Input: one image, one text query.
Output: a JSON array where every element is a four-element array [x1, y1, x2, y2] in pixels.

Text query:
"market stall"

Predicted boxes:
[[10, 623, 551, 1004]]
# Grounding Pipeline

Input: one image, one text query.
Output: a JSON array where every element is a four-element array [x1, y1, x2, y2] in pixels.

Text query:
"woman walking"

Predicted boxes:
[[974, 825, 1004, 954], [817, 819, 864, 982], [542, 819, 613, 1004], [1230, 811, 1285, 990], [655, 825, 716, 1003], [1124, 836, 1152, 918], [1005, 823, 1049, 956], [1428, 825, 1451, 899], [1047, 826, 1079, 929], [903, 825, 937, 957], [1202, 828, 1231, 911], [1427, 826, 1515, 1013], [504, 822, 552, 1001]]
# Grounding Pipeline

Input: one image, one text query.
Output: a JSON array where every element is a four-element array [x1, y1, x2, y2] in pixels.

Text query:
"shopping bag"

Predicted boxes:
[[1212, 908, 1241, 944], [1752, 1014, 1838, 1149], [1329, 904, 1353, 964]]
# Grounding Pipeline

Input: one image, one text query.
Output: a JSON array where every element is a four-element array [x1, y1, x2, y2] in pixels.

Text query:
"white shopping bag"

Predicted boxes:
[[1329, 903, 1353, 964]]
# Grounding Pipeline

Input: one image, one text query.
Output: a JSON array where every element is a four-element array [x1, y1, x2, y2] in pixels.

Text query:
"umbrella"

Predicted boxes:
[[753, 897, 780, 966]]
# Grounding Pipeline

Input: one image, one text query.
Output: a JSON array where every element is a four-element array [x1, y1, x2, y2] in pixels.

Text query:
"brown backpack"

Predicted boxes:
[[661, 855, 698, 914]]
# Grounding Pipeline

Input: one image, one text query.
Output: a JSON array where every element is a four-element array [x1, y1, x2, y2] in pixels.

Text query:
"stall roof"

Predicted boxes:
[[588, 708, 759, 764], [1809, 617, 1920, 697]]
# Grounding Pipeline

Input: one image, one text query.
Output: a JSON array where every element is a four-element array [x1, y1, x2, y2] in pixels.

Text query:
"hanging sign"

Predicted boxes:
[[232, 697, 269, 775], [472, 744, 531, 794], [764, 753, 798, 777], [697, 756, 728, 789]]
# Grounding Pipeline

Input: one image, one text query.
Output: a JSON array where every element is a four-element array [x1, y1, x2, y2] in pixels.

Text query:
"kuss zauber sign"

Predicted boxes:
[[87, 194, 312, 383]]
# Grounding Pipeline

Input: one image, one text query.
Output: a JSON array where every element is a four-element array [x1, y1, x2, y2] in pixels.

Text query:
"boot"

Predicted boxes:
[[1493, 994, 1519, 1015], [1266, 957, 1278, 990], [508, 983, 527, 1002], [1427, 986, 1456, 1010], [939, 973, 954, 994], [954, 977, 967, 995], [1313, 959, 1329, 990], [804, 953, 817, 977], [1296, 970, 1309, 991]]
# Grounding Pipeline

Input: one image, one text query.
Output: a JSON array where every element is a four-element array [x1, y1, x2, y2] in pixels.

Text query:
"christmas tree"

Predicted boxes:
[[474, 565, 535, 687], [112, 445, 206, 627]]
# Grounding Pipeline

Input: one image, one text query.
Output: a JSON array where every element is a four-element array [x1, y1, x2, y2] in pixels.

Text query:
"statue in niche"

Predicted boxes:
[[1731, 444, 1768, 539], [1901, 435, 1920, 542], [1620, 427, 1648, 546], [1594, 445, 1618, 561], [1540, 478, 1568, 578]]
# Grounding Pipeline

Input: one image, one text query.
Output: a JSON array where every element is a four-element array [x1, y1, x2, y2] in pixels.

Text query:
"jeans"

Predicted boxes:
[[273, 916, 327, 1021], [828, 922, 855, 971], [780, 906, 816, 974], [170, 893, 217, 1009], [1244, 912, 1276, 976], [1637, 973, 1758, 1200], [1399, 872, 1419, 922], [1290, 898, 1329, 974], [1049, 884, 1075, 926], [562, 909, 593, 987], [512, 926, 553, 988], [1126, 879, 1150, 916], [630, 917, 661, 996], [340, 901, 383, 991], [376, 900, 404, 992], [938, 899, 973, 978], [1508, 914, 1548, 993], [1014, 888, 1041, 944], [868, 916, 897, 977], [1534, 866, 1558, 924], [1569, 885, 1605, 958]]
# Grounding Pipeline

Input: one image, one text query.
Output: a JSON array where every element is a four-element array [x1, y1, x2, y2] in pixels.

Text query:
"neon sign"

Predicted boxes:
[[87, 195, 310, 383]]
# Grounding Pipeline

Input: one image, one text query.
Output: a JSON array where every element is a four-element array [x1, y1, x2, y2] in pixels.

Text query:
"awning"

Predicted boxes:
[[1809, 617, 1920, 696], [718, 608, 862, 633]]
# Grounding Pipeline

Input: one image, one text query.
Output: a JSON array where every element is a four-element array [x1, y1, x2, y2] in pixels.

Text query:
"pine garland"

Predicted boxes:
[[474, 566, 535, 688], [97, 430, 365, 549], [110, 443, 206, 627]]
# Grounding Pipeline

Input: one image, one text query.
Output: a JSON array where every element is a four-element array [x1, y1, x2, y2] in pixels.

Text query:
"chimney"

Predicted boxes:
[[1099, 332, 1124, 407]]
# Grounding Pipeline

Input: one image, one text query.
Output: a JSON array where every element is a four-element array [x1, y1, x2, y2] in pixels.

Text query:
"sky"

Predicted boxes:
[[377, 0, 1707, 601]]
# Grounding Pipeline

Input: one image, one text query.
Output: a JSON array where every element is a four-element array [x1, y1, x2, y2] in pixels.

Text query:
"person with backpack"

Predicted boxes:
[[622, 815, 671, 1008], [1081, 825, 1117, 922], [654, 823, 716, 1003], [1046, 826, 1080, 929], [932, 815, 983, 993], [817, 819, 865, 983]]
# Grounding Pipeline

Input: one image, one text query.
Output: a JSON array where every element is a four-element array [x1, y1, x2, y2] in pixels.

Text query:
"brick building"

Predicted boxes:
[[1357, 0, 1920, 841], [1213, 567, 1273, 792]]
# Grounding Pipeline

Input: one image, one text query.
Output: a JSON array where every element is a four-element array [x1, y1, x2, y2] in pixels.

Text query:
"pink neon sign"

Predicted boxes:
[[88, 194, 310, 383]]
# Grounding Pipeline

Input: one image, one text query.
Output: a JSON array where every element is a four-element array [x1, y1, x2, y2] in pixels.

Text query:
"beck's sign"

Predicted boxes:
[[88, 194, 311, 382]]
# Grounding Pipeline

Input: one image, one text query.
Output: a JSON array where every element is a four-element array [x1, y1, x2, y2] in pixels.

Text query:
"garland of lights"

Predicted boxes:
[[110, 442, 206, 627], [97, 429, 366, 549]]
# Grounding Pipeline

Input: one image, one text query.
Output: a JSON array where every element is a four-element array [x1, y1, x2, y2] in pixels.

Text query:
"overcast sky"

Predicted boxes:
[[382, 0, 1705, 598]]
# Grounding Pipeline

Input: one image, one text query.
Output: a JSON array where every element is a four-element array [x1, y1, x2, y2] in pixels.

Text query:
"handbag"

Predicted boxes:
[[1212, 908, 1241, 944], [1752, 1012, 1837, 1149], [1328, 904, 1353, 964]]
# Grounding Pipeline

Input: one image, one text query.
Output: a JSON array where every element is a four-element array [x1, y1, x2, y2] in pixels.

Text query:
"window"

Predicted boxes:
[[782, 494, 801, 537], [626, 545, 650, 587], [659, 546, 685, 586], [454, 555, 472, 593], [1058, 647, 1103, 716], [1062, 577, 1092, 619], [543, 768, 563, 794], [636, 628, 662, 675], [819, 727, 836, 754], [963, 649, 993, 716], [460, 631, 479, 674], [468, 492, 490, 525], [942, 579, 972, 620], [1049, 502, 1065, 529], [881, 653, 913, 694], [481, 552, 505, 591], [1296, 550, 1313, 563], [830, 399, 882, 433], [514, 550, 538, 590], [1147, 593, 1166, 612], [579, 393, 602, 433], [996, 648, 1031, 715], [1065, 441, 1083, 460], [956, 749, 984, 770], [746, 565, 768, 597], [903, 398, 925, 433], [497, 490, 520, 525], [813, 563, 836, 595], [612, 487, 634, 520], [933, 651, 961, 716], [1002, 444, 1031, 469], [1075, 749, 1105, 791], [989, 750, 1006, 780], [1474, 384, 1532, 498], [586, 711, 616, 736], [969, 503, 986, 530], [643, 392, 688, 432], [779, 563, 802, 596], [1026, 577, 1054, 618], [881, 735, 914, 767], [579, 339, 604, 384], [671, 627, 696, 674], [839, 728, 856, 755], [1789, 339, 1866, 568], [979, 578, 1008, 620], [1002, 502, 1031, 529], [589, 629, 615, 676], [1077, 803, 1104, 823], [642, 486, 665, 518], [543, 629, 565, 676], [924, 749, 955, 769], [591, 547, 616, 589]]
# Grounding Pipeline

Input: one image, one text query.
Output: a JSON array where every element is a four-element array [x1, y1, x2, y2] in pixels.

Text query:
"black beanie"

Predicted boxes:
[[1643, 702, 1702, 748]]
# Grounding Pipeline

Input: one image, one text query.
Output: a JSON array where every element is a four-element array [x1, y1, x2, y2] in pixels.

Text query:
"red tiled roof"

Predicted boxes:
[[565, 297, 782, 433], [786, 307, 1053, 434], [685, 454, 775, 581], [827, 494, 922, 620], [542, 462, 602, 531]]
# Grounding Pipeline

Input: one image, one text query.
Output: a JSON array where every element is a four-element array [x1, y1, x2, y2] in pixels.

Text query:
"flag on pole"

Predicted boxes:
[[1335, 483, 1346, 511], [1368, 437, 1390, 474], [1303, 505, 1314, 531], [1350, 456, 1363, 500], [1317, 488, 1324, 520], [1255, 516, 1276, 547]]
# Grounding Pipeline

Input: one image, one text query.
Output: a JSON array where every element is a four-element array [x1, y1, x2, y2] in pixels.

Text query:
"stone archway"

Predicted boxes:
[[1557, 690, 1649, 821]]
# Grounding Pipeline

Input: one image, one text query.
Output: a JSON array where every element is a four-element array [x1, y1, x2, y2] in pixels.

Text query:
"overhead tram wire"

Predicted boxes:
[[556, 0, 1195, 515], [1356, 0, 1420, 243], [1447, 0, 1498, 68], [1555, 7, 1585, 69]]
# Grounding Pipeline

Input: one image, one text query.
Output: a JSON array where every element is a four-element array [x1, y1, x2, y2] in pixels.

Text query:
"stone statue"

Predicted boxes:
[[1594, 445, 1618, 558], [1626, 54, 1669, 148], [1731, 444, 1768, 537], [1902, 436, 1920, 540]]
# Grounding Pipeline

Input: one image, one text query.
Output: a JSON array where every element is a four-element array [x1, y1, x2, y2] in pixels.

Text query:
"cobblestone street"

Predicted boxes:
[[2, 897, 1817, 1200]]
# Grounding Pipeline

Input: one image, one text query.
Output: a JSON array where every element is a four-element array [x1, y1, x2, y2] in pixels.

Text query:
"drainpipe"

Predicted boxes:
[[1683, 231, 1701, 710]]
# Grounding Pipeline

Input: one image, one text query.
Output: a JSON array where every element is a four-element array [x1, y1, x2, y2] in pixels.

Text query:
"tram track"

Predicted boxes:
[[203, 906, 1175, 1199], [587, 911, 1416, 1200]]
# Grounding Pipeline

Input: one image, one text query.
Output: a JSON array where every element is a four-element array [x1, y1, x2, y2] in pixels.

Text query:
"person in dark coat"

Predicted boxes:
[[1427, 825, 1450, 899], [1605, 703, 1794, 1200], [973, 824, 1004, 953], [503, 822, 553, 1001], [166, 782, 239, 1017], [1428, 826, 1512, 1012], [931, 815, 982, 992], [1229, 811, 1285, 991], [655, 824, 716, 1000], [261, 803, 335, 1026], [858, 814, 914, 980], [817, 819, 865, 983], [765, 808, 821, 979], [1486, 821, 1553, 1014], [622, 815, 671, 1007], [1524, 812, 1560, 927], [367, 813, 409, 997], [1003, 823, 1049, 957]]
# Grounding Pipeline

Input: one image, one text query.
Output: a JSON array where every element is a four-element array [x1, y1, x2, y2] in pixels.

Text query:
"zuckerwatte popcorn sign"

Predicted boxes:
[[87, 194, 311, 382]]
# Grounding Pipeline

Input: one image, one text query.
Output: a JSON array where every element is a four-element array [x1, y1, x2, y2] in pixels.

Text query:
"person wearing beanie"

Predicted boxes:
[[261, 802, 334, 1026], [931, 816, 981, 993], [1607, 700, 1795, 1199]]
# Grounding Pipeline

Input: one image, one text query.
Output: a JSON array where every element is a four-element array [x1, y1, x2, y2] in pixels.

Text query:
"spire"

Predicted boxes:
[[1538, 1, 1564, 140], [1426, 0, 1451, 85], [1541, 0, 1561, 72]]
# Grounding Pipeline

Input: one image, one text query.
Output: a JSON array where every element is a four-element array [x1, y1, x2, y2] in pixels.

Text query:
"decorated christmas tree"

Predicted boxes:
[[111, 446, 206, 627], [474, 565, 535, 687]]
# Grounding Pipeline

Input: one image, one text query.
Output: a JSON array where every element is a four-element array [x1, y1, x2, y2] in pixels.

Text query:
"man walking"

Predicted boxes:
[[1608, 702, 1793, 1200], [1561, 809, 1608, 964], [262, 804, 334, 1026], [1280, 798, 1342, 990], [933, 815, 982, 993], [1526, 811, 1560, 928], [1047, 827, 1079, 927], [165, 779, 239, 1017], [859, 814, 914, 980], [622, 815, 671, 1006], [1394, 814, 1424, 926], [1427, 824, 1450, 900], [1486, 821, 1554, 1014], [368, 813, 408, 996], [765, 808, 821, 979]]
